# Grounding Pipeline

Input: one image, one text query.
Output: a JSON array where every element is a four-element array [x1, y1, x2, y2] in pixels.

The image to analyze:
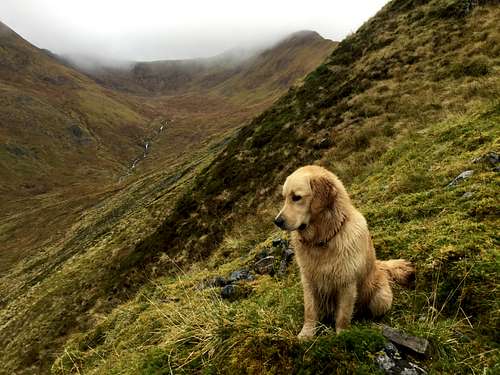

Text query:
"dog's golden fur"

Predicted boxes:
[[275, 165, 414, 339]]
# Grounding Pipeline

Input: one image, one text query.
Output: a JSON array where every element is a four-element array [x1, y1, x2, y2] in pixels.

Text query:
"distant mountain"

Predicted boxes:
[[0, 20, 150, 200], [65, 30, 336, 100], [0, 23, 335, 206]]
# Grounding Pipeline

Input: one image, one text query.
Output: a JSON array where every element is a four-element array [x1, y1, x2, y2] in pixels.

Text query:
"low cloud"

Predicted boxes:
[[0, 0, 389, 62]]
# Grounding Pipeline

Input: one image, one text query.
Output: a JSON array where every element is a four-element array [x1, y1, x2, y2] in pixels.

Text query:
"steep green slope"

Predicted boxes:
[[49, 0, 500, 373], [55, 103, 499, 374]]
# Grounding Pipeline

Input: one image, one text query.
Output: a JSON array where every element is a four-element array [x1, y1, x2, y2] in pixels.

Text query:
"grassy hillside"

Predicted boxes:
[[0, 21, 164, 275], [54, 103, 499, 374], [126, 0, 499, 276], [0, 0, 499, 373], [0, 20, 152, 200], [49, 0, 499, 373]]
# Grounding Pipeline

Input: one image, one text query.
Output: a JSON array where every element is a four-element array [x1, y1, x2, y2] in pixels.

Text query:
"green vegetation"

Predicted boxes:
[[0, 20, 336, 375], [1, 0, 499, 374], [52, 103, 499, 374]]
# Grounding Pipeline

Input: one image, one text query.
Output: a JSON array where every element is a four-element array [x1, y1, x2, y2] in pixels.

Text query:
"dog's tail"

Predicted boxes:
[[376, 259, 415, 287]]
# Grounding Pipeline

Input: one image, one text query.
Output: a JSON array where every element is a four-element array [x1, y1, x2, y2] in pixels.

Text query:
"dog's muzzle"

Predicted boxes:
[[274, 216, 285, 229]]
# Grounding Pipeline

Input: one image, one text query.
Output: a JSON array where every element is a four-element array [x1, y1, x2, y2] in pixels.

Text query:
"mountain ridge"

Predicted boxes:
[[62, 29, 336, 97]]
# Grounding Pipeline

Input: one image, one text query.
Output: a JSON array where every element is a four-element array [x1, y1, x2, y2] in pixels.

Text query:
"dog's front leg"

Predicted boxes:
[[298, 280, 318, 340], [335, 283, 357, 333]]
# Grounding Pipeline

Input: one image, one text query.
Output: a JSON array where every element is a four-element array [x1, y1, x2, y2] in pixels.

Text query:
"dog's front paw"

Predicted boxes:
[[298, 327, 314, 341]]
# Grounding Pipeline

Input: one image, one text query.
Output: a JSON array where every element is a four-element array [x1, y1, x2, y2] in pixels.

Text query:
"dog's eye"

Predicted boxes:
[[292, 194, 302, 202]]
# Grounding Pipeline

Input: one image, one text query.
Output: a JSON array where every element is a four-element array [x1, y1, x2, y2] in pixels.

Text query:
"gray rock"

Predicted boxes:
[[220, 285, 237, 300], [461, 191, 473, 199], [210, 276, 228, 287], [278, 248, 295, 276], [197, 276, 228, 290], [220, 284, 251, 301], [228, 269, 254, 283], [382, 326, 429, 355], [447, 170, 474, 187], [472, 152, 499, 166], [254, 256, 275, 275], [376, 342, 427, 375], [282, 248, 295, 262], [278, 260, 288, 276]]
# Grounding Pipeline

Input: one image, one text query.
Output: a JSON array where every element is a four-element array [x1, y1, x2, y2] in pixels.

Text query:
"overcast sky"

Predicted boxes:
[[0, 0, 389, 62]]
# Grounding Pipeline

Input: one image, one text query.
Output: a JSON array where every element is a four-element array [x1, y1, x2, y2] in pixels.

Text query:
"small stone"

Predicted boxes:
[[376, 342, 427, 375], [282, 248, 295, 262], [254, 256, 275, 275], [486, 152, 500, 165], [220, 285, 237, 300], [228, 269, 253, 282], [278, 260, 288, 276], [447, 170, 474, 187], [461, 191, 473, 199], [473, 151, 499, 166], [382, 325, 429, 355], [220, 284, 251, 301], [212, 276, 227, 287], [278, 248, 295, 276]]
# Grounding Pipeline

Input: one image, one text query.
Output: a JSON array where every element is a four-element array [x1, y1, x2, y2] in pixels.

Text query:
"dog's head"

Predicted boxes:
[[274, 165, 337, 231]]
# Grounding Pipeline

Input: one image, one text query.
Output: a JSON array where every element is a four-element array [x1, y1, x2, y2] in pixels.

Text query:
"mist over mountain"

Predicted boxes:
[[58, 30, 334, 97], [0, 0, 388, 60]]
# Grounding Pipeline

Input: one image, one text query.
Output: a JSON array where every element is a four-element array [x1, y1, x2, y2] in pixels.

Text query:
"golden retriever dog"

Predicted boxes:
[[274, 165, 414, 339]]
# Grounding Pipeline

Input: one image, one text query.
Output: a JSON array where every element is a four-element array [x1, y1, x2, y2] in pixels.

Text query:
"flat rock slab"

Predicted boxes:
[[447, 170, 473, 186], [254, 256, 275, 275], [382, 325, 429, 355]]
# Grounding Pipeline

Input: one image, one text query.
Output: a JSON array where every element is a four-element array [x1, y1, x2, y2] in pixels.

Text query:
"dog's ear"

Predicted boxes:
[[310, 176, 337, 213]]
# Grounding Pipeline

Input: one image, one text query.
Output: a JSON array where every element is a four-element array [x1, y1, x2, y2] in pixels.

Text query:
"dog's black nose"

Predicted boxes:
[[274, 216, 285, 229]]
